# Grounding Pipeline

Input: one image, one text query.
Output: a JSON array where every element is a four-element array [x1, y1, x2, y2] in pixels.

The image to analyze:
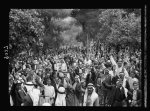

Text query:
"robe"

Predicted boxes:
[[65, 86, 75, 106], [44, 85, 55, 105], [55, 87, 66, 106], [31, 88, 40, 106]]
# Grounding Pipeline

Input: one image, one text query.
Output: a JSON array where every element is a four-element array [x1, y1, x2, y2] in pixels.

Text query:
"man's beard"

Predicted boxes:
[[118, 65, 122, 68], [88, 90, 93, 95]]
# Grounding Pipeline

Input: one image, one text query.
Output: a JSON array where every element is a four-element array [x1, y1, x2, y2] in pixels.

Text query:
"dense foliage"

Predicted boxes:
[[9, 9, 141, 59], [72, 9, 141, 49], [9, 9, 45, 58]]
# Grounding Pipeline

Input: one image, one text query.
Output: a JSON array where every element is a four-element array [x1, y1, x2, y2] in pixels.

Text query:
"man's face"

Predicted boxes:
[[47, 79, 51, 85], [118, 62, 122, 68], [116, 80, 123, 88], [82, 81, 86, 87], [105, 70, 109, 75], [113, 65, 116, 70], [75, 78, 78, 82], [55, 78, 59, 83], [130, 73, 135, 78], [119, 73, 125, 80], [133, 83, 139, 90], [87, 86, 93, 95]]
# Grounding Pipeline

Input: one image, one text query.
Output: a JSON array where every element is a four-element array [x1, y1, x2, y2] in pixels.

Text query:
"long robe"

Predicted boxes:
[[31, 88, 40, 106], [55, 92, 66, 106], [44, 85, 55, 105]]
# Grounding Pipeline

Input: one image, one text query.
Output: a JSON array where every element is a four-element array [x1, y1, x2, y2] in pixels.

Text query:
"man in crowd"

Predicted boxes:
[[9, 44, 141, 107], [83, 83, 99, 106], [43, 78, 55, 106], [55, 86, 66, 106], [102, 69, 114, 106], [128, 81, 141, 107]]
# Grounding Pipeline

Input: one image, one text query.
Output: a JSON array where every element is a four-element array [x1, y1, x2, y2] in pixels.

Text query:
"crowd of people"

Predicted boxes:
[[9, 45, 142, 107]]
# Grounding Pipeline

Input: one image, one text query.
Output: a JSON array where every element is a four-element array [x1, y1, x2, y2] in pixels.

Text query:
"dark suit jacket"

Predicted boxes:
[[11, 83, 23, 106], [23, 94, 33, 106], [112, 76, 130, 91], [91, 69, 96, 85], [112, 87, 126, 106], [18, 89, 26, 102], [102, 75, 115, 105], [112, 75, 119, 85]]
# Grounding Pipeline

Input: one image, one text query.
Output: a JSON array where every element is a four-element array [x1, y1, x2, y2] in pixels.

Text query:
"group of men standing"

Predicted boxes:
[[9, 48, 141, 107]]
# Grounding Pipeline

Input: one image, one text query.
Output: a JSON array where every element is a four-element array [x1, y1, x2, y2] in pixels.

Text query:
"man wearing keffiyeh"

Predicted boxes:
[[83, 83, 99, 106]]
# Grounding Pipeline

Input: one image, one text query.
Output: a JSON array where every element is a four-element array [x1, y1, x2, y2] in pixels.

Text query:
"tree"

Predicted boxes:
[[97, 9, 141, 49], [71, 9, 101, 45], [9, 9, 44, 59], [36, 9, 73, 52]]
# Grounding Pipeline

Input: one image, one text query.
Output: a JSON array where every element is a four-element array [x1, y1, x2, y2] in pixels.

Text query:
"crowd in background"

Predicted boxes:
[[9, 45, 142, 106]]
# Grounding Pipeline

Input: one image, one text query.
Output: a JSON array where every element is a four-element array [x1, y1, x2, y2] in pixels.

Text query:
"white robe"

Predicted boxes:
[[31, 88, 40, 106], [44, 85, 55, 98], [55, 93, 66, 106]]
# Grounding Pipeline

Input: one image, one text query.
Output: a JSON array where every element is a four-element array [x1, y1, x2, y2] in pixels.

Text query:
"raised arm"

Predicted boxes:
[[123, 67, 129, 78], [52, 87, 56, 98], [101, 63, 106, 69], [110, 55, 117, 67]]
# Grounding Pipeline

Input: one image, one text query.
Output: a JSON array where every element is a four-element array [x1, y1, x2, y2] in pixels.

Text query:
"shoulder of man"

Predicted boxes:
[[137, 89, 141, 94]]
